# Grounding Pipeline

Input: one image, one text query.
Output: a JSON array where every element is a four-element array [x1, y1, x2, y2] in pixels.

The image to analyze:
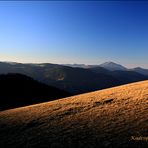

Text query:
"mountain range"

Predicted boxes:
[[0, 61, 147, 95], [63, 61, 148, 74]]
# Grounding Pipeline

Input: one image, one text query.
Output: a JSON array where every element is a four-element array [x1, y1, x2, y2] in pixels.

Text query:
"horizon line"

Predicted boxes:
[[0, 60, 147, 69]]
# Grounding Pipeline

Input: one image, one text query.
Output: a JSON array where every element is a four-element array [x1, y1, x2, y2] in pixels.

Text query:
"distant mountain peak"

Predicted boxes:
[[102, 61, 116, 64], [134, 67, 145, 70], [132, 67, 148, 75], [99, 61, 127, 71]]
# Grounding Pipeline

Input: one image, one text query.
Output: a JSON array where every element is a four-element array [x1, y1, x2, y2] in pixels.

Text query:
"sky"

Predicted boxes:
[[0, 1, 148, 68]]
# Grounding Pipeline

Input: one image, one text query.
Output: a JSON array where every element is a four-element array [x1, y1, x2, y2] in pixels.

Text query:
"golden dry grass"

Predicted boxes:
[[0, 80, 148, 148]]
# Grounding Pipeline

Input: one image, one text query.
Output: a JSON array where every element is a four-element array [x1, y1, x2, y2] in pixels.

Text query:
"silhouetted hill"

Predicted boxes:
[[90, 66, 148, 83], [110, 70, 148, 83], [89, 66, 111, 74], [0, 73, 70, 111], [41, 66, 120, 94]]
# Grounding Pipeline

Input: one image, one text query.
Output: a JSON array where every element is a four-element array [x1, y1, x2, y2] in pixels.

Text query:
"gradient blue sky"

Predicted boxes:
[[0, 1, 148, 68]]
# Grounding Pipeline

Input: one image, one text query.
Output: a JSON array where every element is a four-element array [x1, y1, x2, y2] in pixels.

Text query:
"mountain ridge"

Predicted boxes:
[[0, 61, 147, 94]]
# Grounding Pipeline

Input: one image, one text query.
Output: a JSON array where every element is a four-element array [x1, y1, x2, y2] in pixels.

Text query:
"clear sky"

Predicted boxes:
[[0, 1, 148, 68]]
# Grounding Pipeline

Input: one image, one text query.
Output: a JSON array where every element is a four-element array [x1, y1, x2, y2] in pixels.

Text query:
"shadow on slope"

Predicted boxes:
[[0, 73, 71, 111]]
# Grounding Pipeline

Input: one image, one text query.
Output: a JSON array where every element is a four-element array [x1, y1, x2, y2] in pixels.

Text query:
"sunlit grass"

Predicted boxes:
[[0, 80, 147, 147]]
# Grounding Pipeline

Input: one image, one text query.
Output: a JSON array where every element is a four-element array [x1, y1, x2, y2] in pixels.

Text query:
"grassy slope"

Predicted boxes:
[[0, 81, 148, 148]]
